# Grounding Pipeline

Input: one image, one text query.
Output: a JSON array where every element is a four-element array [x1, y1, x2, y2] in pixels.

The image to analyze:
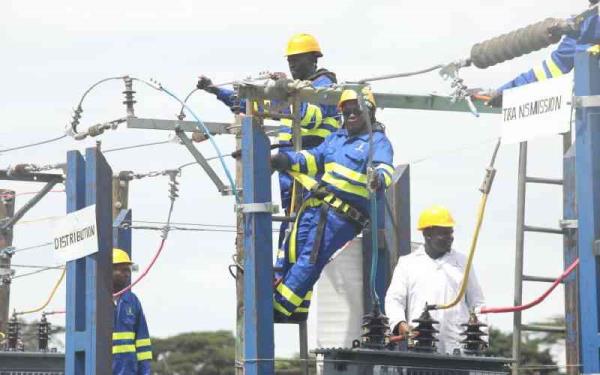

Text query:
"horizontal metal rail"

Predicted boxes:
[[523, 275, 565, 283], [523, 225, 564, 235], [521, 324, 566, 333], [525, 176, 563, 185]]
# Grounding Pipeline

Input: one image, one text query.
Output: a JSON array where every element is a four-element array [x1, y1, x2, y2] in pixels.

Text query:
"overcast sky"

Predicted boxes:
[[0, 0, 581, 357]]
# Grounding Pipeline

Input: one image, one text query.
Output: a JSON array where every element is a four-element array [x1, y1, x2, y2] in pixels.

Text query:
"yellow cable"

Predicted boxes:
[[434, 193, 489, 310], [16, 268, 66, 316], [0, 331, 5, 339]]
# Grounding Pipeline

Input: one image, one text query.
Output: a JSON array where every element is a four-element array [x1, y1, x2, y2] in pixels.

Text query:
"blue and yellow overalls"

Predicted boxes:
[[273, 126, 394, 322], [113, 291, 152, 375]]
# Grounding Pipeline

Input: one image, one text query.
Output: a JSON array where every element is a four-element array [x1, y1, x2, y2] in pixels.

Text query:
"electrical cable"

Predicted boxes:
[[132, 220, 235, 228], [430, 138, 501, 311], [11, 242, 53, 253], [353, 64, 444, 84], [12, 266, 63, 279], [113, 175, 177, 298], [104, 140, 171, 153], [134, 78, 239, 202], [69, 76, 127, 135], [479, 258, 579, 314], [14, 268, 66, 315], [12, 264, 63, 269], [6, 190, 64, 198], [359, 88, 381, 309], [0, 135, 67, 154]]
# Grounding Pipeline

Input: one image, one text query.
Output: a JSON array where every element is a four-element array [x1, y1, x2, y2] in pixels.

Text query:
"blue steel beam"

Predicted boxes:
[[65, 151, 86, 375], [574, 51, 600, 373], [242, 116, 274, 375], [65, 148, 113, 375]]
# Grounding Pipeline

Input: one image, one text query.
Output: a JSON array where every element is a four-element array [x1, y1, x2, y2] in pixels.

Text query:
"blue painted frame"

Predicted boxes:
[[574, 51, 600, 373], [242, 116, 275, 375], [65, 148, 113, 375]]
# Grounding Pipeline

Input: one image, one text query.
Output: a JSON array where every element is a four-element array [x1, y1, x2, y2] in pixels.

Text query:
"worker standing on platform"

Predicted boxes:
[[487, 0, 600, 107], [112, 249, 152, 375], [270, 88, 394, 322], [385, 206, 486, 355], [196, 33, 340, 246]]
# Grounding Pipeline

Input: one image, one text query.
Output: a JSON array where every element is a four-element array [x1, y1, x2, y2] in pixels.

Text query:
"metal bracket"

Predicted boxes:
[[575, 95, 600, 108], [236, 202, 279, 214], [560, 219, 578, 229], [175, 127, 229, 195], [0, 267, 14, 277], [593, 239, 600, 257], [0, 179, 61, 231], [0, 247, 15, 257]]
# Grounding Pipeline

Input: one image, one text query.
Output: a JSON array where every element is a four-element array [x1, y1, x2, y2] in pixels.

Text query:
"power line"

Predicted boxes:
[[0, 134, 67, 154], [11, 242, 53, 253], [132, 220, 235, 228], [12, 266, 64, 280], [12, 264, 62, 269], [126, 224, 238, 233], [104, 140, 171, 153]]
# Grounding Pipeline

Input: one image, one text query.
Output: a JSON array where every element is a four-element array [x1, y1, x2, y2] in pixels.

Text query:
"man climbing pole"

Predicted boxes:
[[196, 33, 340, 246], [269, 88, 394, 322]]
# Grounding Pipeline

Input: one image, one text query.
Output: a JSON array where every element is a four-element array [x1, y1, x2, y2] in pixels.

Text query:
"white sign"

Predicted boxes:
[[501, 74, 573, 144], [52, 205, 98, 262]]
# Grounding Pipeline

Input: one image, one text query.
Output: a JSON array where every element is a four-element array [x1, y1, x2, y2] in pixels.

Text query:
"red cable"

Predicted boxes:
[[113, 238, 167, 298], [480, 258, 579, 314]]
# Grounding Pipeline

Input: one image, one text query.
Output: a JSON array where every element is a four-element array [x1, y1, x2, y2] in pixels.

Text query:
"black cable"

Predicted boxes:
[[0, 135, 67, 154]]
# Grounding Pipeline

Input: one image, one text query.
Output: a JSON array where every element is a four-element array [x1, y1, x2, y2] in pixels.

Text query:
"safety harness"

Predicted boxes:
[[288, 171, 368, 264]]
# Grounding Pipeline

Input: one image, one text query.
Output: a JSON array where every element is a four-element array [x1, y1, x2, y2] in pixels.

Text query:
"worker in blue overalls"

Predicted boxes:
[[488, 0, 600, 107], [112, 248, 152, 375], [270, 88, 395, 322], [196, 33, 340, 247]]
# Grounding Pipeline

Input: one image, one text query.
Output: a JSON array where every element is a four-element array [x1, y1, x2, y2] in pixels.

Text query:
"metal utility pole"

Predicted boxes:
[[0, 189, 15, 335], [112, 176, 129, 221]]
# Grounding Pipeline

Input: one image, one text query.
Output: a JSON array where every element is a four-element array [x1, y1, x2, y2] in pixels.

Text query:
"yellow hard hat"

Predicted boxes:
[[113, 248, 133, 265], [285, 33, 323, 57], [338, 88, 376, 109], [417, 205, 455, 231]]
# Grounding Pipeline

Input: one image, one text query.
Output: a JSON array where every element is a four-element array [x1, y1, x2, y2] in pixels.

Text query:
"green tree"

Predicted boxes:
[[152, 331, 236, 375], [151, 331, 311, 375], [487, 327, 557, 374]]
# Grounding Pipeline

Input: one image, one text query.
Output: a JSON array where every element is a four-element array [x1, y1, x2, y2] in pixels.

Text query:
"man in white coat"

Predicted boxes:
[[385, 205, 486, 355]]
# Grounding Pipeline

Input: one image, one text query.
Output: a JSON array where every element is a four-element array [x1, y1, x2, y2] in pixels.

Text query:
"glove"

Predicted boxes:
[[197, 75, 219, 94], [271, 153, 290, 172], [486, 91, 503, 108]]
